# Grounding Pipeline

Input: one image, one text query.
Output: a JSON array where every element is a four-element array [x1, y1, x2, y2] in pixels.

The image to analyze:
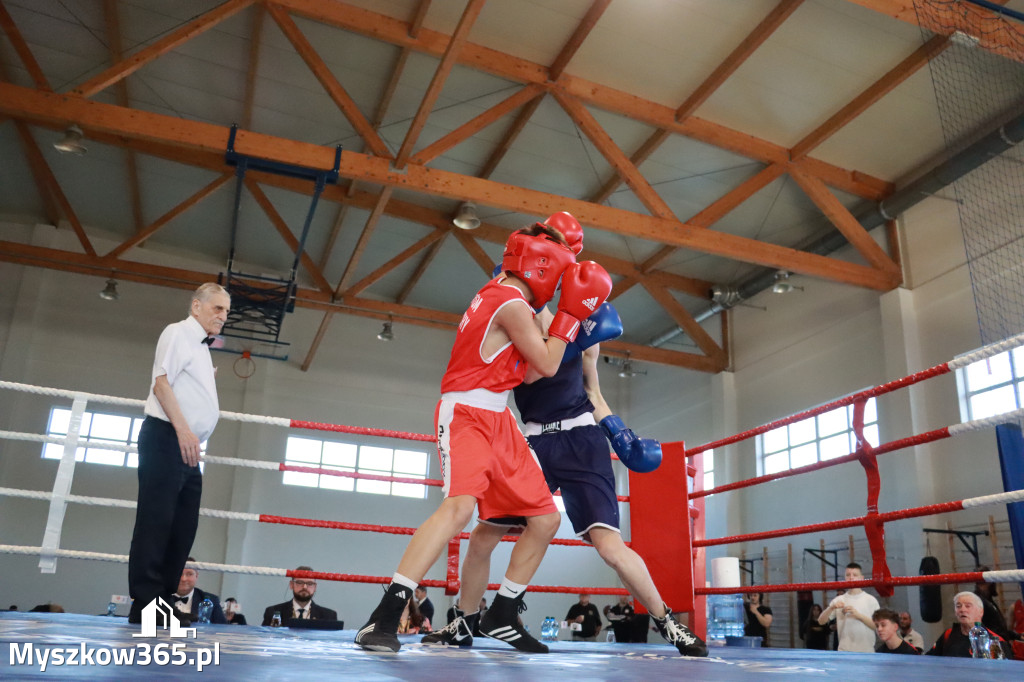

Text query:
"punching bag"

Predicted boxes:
[[919, 556, 942, 623]]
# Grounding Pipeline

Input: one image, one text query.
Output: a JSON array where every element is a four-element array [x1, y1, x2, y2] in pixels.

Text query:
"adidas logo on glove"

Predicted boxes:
[[581, 319, 596, 336], [582, 296, 598, 311]]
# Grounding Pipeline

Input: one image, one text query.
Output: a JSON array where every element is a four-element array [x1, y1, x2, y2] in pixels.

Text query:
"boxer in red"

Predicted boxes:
[[356, 219, 612, 654]]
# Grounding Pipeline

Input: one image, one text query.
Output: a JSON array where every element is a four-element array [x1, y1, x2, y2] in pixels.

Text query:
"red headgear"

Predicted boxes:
[[541, 212, 583, 255], [502, 229, 576, 308]]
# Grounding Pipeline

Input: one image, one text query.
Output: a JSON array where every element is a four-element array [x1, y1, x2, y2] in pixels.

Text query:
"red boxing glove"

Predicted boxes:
[[548, 261, 612, 343]]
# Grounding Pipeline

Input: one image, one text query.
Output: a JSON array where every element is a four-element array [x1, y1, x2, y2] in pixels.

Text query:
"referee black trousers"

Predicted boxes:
[[128, 416, 203, 617]]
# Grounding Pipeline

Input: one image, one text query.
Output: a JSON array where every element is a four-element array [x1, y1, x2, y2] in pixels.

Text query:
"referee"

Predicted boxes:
[[128, 283, 230, 625]]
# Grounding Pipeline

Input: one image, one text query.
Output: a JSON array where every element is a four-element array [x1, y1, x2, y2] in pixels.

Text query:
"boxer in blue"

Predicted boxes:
[[423, 213, 707, 657]]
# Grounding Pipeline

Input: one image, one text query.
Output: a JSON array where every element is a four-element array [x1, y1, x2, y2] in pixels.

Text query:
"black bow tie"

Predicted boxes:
[[201, 336, 215, 346], [174, 595, 189, 605]]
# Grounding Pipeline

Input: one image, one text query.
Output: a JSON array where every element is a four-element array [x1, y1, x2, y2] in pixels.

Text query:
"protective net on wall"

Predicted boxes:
[[913, 0, 1024, 344]]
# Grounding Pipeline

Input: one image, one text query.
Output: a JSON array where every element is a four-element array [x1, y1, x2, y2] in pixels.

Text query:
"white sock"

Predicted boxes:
[[498, 577, 528, 599], [391, 572, 418, 591]]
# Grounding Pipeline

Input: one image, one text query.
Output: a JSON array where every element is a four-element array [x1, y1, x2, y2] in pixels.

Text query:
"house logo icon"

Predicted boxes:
[[131, 597, 197, 639]]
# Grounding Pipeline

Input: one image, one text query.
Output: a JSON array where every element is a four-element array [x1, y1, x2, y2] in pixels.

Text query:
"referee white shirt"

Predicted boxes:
[[144, 314, 220, 442]]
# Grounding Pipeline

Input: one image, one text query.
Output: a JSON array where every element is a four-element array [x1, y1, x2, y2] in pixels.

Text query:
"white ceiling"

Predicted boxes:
[[1, 0, 1021, 369]]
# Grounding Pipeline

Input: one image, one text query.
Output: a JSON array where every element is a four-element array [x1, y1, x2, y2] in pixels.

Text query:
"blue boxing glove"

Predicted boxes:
[[600, 415, 662, 473], [562, 302, 623, 363]]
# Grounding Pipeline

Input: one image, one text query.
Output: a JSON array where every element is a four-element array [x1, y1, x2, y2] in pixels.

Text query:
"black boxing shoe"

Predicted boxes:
[[355, 583, 411, 653], [479, 594, 548, 654], [653, 605, 708, 657], [421, 609, 473, 647]]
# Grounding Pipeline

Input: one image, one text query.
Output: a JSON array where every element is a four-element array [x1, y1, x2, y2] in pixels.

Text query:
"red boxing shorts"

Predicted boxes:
[[435, 393, 556, 520]]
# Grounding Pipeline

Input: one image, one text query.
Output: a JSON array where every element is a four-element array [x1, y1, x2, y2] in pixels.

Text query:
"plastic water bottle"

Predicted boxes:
[[197, 598, 214, 624], [106, 602, 117, 617], [707, 594, 744, 640], [270, 611, 282, 627], [969, 622, 991, 658], [542, 616, 557, 641]]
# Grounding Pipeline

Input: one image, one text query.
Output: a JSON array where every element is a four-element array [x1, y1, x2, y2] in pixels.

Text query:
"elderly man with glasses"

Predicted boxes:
[[262, 566, 338, 626]]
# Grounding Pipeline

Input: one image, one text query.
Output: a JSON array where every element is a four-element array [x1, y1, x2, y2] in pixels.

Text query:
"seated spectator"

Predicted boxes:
[[873, 608, 920, 654], [172, 558, 227, 624], [566, 593, 602, 642], [398, 599, 430, 634], [744, 592, 773, 646], [414, 585, 434, 626], [897, 611, 924, 651], [224, 598, 247, 625], [801, 604, 830, 650], [262, 567, 338, 626], [926, 591, 1013, 659]]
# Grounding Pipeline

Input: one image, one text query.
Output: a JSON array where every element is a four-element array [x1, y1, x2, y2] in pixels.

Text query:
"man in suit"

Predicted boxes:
[[172, 558, 227, 624], [262, 566, 338, 625], [415, 585, 434, 627]]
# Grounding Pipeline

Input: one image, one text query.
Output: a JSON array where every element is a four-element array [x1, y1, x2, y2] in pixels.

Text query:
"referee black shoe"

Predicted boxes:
[[653, 605, 707, 657], [355, 583, 411, 653], [479, 594, 548, 653]]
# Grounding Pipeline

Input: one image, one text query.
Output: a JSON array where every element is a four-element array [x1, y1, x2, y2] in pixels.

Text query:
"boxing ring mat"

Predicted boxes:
[[1, 612, 1015, 680]]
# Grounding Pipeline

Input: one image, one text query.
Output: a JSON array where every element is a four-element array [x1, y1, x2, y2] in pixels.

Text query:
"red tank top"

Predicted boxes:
[[440, 279, 532, 393]]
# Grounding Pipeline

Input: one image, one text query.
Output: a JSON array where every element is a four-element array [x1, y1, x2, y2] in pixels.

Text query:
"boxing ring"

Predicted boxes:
[[2, 333, 1024, 678]]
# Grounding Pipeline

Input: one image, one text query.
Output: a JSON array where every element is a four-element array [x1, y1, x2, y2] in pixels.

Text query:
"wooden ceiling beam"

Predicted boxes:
[[241, 3, 266, 130], [73, 0, 255, 97], [0, 85, 898, 289], [267, 3, 392, 158], [106, 173, 233, 259], [553, 88, 677, 220], [0, 238, 729, 372], [0, 0, 50, 90], [12, 122, 96, 256], [243, 178, 335, 294], [393, 0, 484, 168], [788, 166, 900, 274], [274, 0, 889, 200], [343, 227, 446, 297], [103, 0, 144, 236], [642, 282, 726, 364], [590, 0, 801, 204], [371, 0, 431, 129], [334, 187, 393, 295], [397, 232, 448, 304], [451, 229, 498, 276], [478, 94, 544, 180], [548, 0, 612, 81], [411, 84, 543, 165], [318, 181, 357, 272], [791, 34, 949, 160]]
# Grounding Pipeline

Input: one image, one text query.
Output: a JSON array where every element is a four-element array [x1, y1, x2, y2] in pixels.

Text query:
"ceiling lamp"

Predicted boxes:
[[53, 125, 88, 155], [98, 278, 119, 301], [377, 319, 394, 342], [452, 202, 480, 230], [772, 270, 794, 294]]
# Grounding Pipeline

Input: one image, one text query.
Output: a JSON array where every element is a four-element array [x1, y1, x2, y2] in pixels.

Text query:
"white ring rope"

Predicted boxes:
[[948, 329, 1024, 370], [0, 488, 260, 521], [947, 406, 1024, 435], [960, 487, 1024, 508], [0, 546, 288, 576], [2, 542, 1022, 585]]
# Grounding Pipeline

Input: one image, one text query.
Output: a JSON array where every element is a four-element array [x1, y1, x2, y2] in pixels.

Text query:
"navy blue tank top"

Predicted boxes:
[[513, 354, 594, 424]]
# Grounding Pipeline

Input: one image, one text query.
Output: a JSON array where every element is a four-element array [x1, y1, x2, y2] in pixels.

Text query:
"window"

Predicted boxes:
[[958, 347, 1024, 421], [283, 436, 430, 499], [43, 407, 144, 467], [757, 398, 879, 476]]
